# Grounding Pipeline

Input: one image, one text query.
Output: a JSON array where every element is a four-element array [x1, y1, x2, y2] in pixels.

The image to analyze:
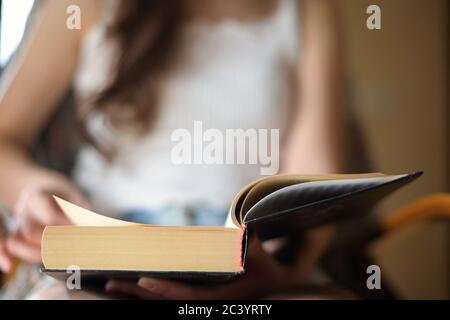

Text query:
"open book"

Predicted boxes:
[[41, 172, 421, 282]]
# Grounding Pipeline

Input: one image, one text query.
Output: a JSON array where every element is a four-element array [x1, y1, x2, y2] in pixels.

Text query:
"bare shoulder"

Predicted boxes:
[[34, 0, 106, 39]]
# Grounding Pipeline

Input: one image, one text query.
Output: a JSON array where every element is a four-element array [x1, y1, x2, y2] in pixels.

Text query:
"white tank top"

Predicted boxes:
[[72, 0, 301, 217]]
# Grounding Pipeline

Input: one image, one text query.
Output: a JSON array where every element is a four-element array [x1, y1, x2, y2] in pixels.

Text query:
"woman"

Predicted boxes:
[[0, 0, 346, 299]]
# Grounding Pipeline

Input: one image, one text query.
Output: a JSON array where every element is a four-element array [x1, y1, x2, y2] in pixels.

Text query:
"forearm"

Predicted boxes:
[[281, 117, 342, 285], [0, 1, 96, 210], [281, 103, 344, 285], [282, 113, 345, 174], [282, 46, 346, 174], [278, 0, 346, 287], [282, 0, 346, 175]]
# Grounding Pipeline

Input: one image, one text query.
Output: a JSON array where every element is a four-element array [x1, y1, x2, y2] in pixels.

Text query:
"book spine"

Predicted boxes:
[[239, 225, 248, 269]]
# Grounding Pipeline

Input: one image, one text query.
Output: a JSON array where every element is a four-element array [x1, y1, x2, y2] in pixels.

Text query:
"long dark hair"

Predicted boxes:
[[80, 0, 182, 149]]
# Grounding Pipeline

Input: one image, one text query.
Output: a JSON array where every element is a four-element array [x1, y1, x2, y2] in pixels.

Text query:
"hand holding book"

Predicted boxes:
[[0, 174, 89, 273], [105, 236, 297, 299]]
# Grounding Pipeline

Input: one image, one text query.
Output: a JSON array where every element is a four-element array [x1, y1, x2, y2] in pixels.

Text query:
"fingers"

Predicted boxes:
[[4, 177, 90, 265], [149, 278, 202, 299], [137, 277, 257, 300], [15, 188, 69, 226], [0, 242, 13, 272], [105, 280, 164, 300], [12, 189, 67, 247], [138, 278, 204, 299], [247, 235, 263, 256], [21, 218, 45, 246], [246, 235, 276, 267], [5, 233, 41, 263]]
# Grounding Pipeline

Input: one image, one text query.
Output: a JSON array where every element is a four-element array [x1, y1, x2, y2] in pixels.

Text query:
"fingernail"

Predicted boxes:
[[138, 278, 159, 290]]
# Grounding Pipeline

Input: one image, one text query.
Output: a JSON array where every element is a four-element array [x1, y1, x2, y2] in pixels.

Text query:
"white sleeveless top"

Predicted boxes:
[[72, 0, 301, 217]]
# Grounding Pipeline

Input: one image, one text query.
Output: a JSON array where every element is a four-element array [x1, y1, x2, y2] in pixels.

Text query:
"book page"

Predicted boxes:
[[54, 197, 140, 227]]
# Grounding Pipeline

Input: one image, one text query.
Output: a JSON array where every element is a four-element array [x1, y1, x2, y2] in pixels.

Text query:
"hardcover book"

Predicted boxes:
[[41, 172, 422, 283]]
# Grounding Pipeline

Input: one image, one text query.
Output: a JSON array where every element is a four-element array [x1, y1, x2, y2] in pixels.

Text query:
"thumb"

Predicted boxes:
[[0, 242, 13, 272]]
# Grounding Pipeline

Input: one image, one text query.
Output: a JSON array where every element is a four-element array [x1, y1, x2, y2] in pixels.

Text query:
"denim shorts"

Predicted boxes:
[[118, 205, 228, 226]]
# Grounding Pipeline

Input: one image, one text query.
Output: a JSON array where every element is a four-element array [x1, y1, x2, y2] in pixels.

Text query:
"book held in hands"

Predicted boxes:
[[41, 172, 422, 282]]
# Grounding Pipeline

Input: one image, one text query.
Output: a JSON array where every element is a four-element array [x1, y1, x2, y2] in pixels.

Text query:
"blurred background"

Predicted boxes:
[[0, 0, 448, 299], [338, 0, 449, 299], [3, 0, 446, 213], [338, 0, 448, 216]]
